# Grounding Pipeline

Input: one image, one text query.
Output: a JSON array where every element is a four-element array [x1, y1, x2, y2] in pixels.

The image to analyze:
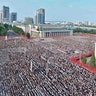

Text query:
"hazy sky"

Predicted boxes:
[[1, 0, 96, 22]]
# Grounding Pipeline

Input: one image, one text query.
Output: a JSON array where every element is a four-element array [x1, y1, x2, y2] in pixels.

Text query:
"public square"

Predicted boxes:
[[0, 35, 96, 96]]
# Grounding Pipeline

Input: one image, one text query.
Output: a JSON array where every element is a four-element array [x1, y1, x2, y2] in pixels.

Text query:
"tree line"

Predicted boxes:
[[0, 23, 30, 38], [0, 23, 10, 36], [73, 28, 96, 34]]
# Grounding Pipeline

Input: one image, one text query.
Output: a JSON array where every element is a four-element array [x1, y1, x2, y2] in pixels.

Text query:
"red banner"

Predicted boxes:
[[69, 50, 96, 73]]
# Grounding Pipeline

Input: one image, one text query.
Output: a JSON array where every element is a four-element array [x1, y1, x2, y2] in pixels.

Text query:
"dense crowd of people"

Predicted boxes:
[[0, 35, 96, 96]]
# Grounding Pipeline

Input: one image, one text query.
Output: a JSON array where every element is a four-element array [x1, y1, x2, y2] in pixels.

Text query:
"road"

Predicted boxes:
[[7, 30, 18, 36]]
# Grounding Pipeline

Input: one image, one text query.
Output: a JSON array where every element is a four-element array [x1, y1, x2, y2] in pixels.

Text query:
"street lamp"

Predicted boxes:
[[30, 59, 33, 72], [46, 57, 57, 80], [79, 50, 83, 62]]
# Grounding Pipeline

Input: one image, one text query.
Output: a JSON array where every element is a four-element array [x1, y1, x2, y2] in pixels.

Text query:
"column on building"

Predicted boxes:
[[43, 32, 45, 37], [62, 32, 64, 36], [54, 32, 55, 37], [46, 32, 48, 37], [47, 32, 48, 37], [48, 32, 50, 37], [47, 32, 49, 37], [64, 32, 65, 36], [55, 32, 57, 37], [61, 32, 62, 36], [55, 32, 56, 37], [64, 32, 66, 36], [56, 32, 58, 36], [57, 32, 59, 36], [50, 32, 52, 37], [59, 32, 60, 36], [52, 32, 54, 37], [59, 32, 61, 36], [52, 32, 53, 37], [45, 32, 47, 37], [51, 32, 52, 37], [49, 32, 50, 37], [51, 32, 53, 37]]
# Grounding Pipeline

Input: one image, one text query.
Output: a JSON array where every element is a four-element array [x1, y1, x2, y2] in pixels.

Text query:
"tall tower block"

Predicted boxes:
[[35, 8, 45, 25]]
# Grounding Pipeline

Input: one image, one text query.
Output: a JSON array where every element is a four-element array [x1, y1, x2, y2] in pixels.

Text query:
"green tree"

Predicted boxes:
[[81, 55, 87, 64], [0, 26, 7, 36], [73, 28, 96, 34], [26, 33, 30, 39], [3, 24, 9, 30], [12, 26, 25, 35], [73, 28, 83, 33], [90, 54, 96, 68], [1, 29, 7, 36]]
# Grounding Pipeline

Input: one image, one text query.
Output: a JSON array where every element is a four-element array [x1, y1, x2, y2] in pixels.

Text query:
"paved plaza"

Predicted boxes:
[[0, 35, 96, 96]]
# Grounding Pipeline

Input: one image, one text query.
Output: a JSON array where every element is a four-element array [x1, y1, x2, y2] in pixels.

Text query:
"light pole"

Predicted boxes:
[[47, 56, 57, 80], [45, 62, 49, 76], [80, 50, 83, 62], [30, 59, 33, 72]]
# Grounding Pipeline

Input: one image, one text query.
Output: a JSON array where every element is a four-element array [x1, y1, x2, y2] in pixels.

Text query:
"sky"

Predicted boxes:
[[1, 0, 96, 23]]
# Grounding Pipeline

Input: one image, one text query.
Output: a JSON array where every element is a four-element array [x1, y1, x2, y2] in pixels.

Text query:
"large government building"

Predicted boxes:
[[33, 24, 73, 38]]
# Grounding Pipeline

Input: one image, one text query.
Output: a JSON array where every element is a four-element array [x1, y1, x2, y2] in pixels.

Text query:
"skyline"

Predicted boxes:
[[0, 0, 96, 23]]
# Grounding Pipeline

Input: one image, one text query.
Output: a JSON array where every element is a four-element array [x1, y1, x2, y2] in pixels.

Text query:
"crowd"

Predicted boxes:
[[0, 35, 96, 96]]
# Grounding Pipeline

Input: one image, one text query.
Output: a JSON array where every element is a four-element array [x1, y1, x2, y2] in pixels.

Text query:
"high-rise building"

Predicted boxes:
[[2, 6, 9, 22], [0, 10, 2, 23], [22, 17, 34, 25], [10, 12, 17, 22], [35, 8, 45, 25]]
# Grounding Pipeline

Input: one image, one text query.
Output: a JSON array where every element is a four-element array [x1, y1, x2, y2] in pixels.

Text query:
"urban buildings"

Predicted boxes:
[[32, 24, 73, 38], [35, 8, 45, 25], [0, 6, 17, 23], [10, 12, 17, 23], [22, 17, 34, 25], [2, 6, 9, 22]]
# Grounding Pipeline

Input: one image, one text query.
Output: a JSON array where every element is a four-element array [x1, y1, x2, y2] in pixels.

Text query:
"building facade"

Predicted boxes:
[[35, 8, 45, 25], [10, 12, 17, 23], [32, 24, 73, 38], [39, 29, 73, 38]]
